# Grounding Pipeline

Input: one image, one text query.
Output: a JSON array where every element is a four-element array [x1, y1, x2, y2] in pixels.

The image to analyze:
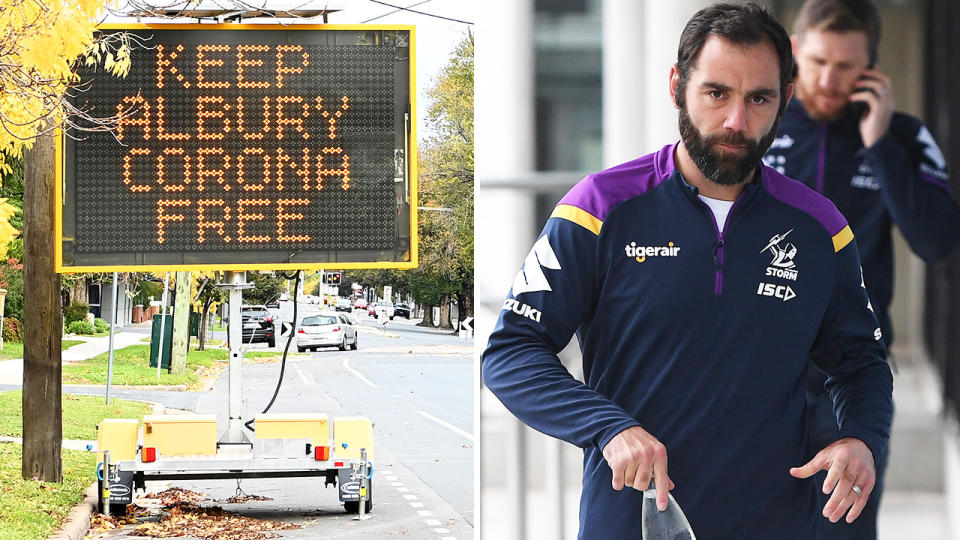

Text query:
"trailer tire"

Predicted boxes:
[[344, 499, 372, 514], [109, 502, 129, 516]]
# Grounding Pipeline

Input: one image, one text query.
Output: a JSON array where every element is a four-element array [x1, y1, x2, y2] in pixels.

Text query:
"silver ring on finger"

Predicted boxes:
[[852, 485, 862, 497]]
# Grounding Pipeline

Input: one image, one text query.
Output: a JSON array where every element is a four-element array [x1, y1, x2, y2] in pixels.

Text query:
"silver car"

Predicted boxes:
[[296, 313, 358, 352]]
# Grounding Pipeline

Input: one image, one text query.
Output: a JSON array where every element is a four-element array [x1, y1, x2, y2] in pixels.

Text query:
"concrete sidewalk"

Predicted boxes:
[[0, 331, 146, 386]]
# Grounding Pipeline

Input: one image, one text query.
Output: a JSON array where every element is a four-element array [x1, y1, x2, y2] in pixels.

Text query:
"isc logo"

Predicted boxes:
[[756, 282, 796, 302]]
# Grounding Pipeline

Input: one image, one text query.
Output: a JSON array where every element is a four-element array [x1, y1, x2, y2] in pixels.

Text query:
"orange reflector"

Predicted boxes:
[[314, 446, 329, 461], [334, 461, 344, 467], [142, 447, 157, 462]]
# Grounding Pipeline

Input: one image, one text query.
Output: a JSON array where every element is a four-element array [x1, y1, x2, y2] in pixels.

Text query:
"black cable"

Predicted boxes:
[[244, 270, 302, 432], [365, 0, 473, 25]]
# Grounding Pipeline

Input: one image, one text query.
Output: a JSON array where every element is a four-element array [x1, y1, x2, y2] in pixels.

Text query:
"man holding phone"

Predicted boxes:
[[764, 0, 960, 537]]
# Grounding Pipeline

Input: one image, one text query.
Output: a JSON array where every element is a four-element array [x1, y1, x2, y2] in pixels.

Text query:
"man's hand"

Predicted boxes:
[[601, 426, 674, 510], [852, 68, 895, 148], [789, 437, 876, 524]]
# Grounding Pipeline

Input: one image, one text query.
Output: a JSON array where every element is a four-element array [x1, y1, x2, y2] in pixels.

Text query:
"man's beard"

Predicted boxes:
[[678, 105, 778, 186], [798, 83, 847, 122]]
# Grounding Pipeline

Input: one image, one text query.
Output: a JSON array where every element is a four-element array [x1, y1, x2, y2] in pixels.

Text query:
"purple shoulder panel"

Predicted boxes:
[[763, 166, 848, 236], [557, 142, 678, 221]]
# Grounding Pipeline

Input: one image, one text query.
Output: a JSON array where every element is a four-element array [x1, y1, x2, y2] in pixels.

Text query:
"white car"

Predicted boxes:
[[296, 312, 358, 352]]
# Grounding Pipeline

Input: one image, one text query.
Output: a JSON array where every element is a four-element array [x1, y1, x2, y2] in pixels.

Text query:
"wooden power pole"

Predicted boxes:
[[22, 130, 63, 481], [170, 271, 191, 375]]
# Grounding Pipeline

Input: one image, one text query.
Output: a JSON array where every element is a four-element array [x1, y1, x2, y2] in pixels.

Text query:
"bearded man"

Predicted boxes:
[[481, 3, 893, 539]]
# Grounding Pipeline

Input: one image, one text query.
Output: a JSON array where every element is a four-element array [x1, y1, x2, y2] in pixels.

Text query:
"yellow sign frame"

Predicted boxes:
[[56, 23, 418, 273]]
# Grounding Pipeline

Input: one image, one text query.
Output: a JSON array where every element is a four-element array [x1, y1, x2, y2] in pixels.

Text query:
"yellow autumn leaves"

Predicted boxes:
[[0, 0, 130, 254]]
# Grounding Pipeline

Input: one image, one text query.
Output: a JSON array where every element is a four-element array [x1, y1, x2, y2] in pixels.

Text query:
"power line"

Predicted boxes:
[[363, 0, 434, 23], [365, 0, 473, 25]]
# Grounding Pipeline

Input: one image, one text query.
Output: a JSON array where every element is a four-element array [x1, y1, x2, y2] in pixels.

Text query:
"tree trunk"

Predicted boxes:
[[169, 271, 191, 374], [455, 291, 473, 334], [22, 130, 62, 482], [198, 299, 211, 351], [69, 279, 86, 305], [419, 303, 435, 327], [439, 294, 453, 330]]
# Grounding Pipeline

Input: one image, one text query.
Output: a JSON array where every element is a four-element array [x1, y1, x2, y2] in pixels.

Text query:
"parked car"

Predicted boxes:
[[394, 302, 411, 319], [265, 298, 280, 309], [297, 312, 358, 352], [241, 305, 275, 347], [335, 298, 352, 312]]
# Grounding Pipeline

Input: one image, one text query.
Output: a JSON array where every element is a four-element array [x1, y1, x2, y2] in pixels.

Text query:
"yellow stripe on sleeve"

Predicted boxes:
[[832, 225, 854, 252], [550, 204, 603, 235]]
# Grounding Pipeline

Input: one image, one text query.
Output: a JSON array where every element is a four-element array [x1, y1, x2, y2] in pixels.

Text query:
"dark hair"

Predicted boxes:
[[794, 0, 880, 65], [675, 3, 794, 111]]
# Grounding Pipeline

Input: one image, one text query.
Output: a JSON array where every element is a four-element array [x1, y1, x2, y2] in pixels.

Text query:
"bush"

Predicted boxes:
[[0, 258, 23, 322], [93, 318, 109, 333], [66, 320, 95, 335], [3, 317, 22, 342], [65, 303, 90, 326]]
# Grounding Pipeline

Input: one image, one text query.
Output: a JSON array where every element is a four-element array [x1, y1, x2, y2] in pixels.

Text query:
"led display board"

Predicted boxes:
[[57, 24, 417, 272]]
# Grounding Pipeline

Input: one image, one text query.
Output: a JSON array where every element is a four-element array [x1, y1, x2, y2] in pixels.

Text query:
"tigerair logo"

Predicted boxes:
[[762, 229, 799, 281], [502, 299, 542, 323], [624, 241, 680, 263], [512, 236, 561, 295]]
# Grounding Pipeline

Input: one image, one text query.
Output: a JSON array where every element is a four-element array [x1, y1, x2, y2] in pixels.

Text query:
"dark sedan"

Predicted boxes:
[[394, 303, 412, 319], [241, 305, 275, 347]]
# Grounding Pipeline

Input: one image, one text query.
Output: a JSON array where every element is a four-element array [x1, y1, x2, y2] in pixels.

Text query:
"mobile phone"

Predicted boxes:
[[850, 61, 876, 118]]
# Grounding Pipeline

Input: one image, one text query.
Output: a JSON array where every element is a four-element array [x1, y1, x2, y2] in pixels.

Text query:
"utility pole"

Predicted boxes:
[[170, 271, 191, 374], [22, 130, 62, 482]]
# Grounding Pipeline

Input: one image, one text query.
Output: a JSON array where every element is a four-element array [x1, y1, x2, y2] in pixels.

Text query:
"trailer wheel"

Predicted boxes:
[[344, 499, 372, 513], [109, 503, 129, 516]]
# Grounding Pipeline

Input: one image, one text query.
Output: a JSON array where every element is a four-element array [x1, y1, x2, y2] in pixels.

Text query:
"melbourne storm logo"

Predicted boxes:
[[761, 229, 798, 281]]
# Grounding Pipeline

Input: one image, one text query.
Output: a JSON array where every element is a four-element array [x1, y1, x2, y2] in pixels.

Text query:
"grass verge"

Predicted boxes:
[[0, 339, 98, 361], [61, 340, 84, 351], [0, 391, 153, 440], [0, 342, 23, 361], [61, 345, 226, 386], [0, 442, 95, 540], [60, 346, 285, 387]]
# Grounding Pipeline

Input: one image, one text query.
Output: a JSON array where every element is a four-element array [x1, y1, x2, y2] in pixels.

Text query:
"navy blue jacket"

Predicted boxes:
[[482, 143, 893, 540], [765, 99, 960, 346]]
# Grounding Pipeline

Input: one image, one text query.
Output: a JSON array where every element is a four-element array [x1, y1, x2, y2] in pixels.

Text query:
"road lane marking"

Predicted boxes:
[[294, 365, 311, 386], [417, 410, 474, 441], [434, 529, 451, 534], [410, 502, 424, 508], [425, 519, 441, 526], [418, 510, 433, 517], [403, 494, 418, 500], [342, 358, 377, 387], [390, 482, 403, 487]]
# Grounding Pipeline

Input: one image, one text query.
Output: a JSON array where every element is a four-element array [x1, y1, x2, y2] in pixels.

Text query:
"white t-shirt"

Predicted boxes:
[[698, 194, 735, 233]]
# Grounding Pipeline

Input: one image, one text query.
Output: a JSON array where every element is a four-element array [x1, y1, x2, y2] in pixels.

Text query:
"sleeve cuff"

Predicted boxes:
[[596, 420, 643, 452], [835, 429, 887, 471]]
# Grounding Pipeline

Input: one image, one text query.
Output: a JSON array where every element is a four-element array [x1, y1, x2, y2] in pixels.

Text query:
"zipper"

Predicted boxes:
[[696, 197, 740, 297], [816, 123, 827, 194]]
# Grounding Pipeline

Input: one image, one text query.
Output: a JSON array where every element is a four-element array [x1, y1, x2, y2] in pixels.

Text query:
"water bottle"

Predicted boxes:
[[641, 489, 697, 539]]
